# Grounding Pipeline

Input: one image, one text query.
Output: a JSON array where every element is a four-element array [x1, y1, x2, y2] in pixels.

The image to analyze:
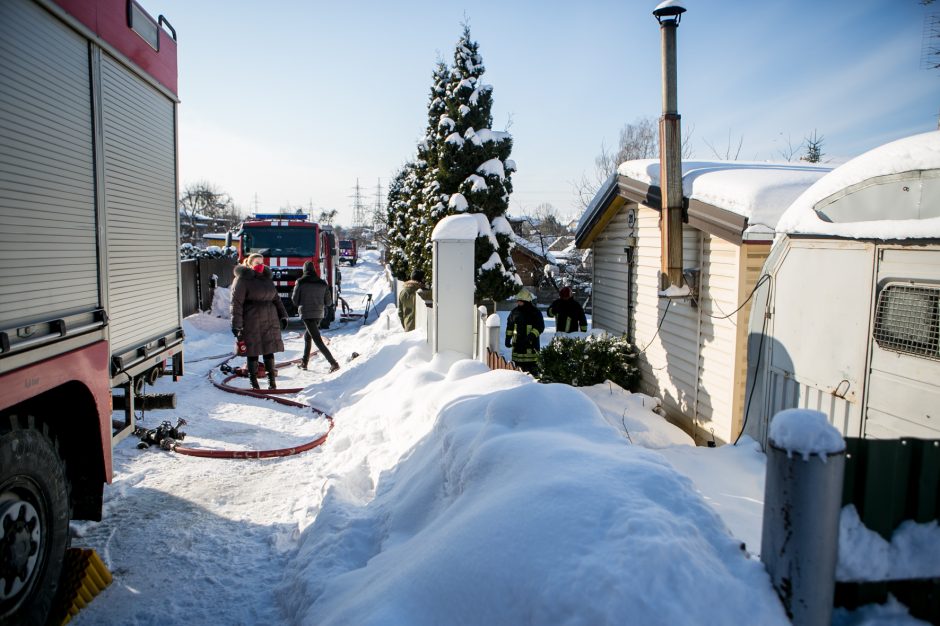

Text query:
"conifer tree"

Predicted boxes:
[[427, 25, 520, 303], [802, 130, 825, 163], [385, 164, 413, 280]]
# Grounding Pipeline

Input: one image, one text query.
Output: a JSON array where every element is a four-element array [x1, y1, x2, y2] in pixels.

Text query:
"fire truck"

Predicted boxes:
[[338, 239, 359, 266], [231, 214, 340, 325], [0, 0, 182, 621]]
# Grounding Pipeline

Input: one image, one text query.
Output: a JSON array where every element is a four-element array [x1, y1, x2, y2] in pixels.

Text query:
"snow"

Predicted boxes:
[[659, 284, 691, 297], [467, 127, 510, 145], [66, 252, 924, 625], [476, 157, 506, 179], [838, 505, 940, 582], [768, 408, 845, 460], [458, 104, 470, 117], [444, 132, 464, 146], [490, 214, 513, 236], [464, 173, 488, 192], [431, 213, 477, 241], [618, 159, 831, 240], [776, 131, 940, 239], [654, 0, 686, 12], [505, 158, 517, 172], [446, 192, 468, 212]]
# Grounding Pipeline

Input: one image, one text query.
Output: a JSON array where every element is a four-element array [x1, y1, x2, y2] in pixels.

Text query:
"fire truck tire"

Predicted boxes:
[[0, 415, 70, 625]]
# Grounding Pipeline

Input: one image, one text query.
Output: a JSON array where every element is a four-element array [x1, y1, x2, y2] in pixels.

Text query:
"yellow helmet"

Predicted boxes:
[[513, 289, 534, 302]]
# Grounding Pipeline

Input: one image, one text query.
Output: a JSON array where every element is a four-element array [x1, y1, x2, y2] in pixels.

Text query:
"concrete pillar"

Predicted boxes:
[[431, 215, 478, 357]]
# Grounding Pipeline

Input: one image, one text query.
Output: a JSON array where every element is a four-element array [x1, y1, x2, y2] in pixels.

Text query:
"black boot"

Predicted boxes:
[[264, 356, 277, 390], [247, 360, 261, 390]]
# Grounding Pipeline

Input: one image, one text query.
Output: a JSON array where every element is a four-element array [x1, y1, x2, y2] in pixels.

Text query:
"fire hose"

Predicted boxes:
[[155, 354, 334, 459]]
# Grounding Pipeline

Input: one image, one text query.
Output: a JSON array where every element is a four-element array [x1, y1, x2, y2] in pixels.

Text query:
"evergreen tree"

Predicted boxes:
[[802, 130, 825, 163], [385, 164, 413, 280], [428, 25, 521, 303]]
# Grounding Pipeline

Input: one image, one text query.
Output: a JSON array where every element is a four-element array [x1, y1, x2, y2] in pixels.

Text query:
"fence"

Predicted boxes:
[[180, 257, 237, 317]]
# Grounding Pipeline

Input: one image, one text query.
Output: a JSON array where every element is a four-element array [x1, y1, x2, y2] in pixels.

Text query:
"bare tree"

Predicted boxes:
[[704, 130, 744, 160], [775, 134, 804, 162], [179, 181, 237, 245], [317, 209, 338, 226], [574, 117, 695, 209]]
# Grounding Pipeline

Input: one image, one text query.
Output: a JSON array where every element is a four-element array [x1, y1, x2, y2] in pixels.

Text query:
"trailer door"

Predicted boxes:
[[865, 248, 940, 438]]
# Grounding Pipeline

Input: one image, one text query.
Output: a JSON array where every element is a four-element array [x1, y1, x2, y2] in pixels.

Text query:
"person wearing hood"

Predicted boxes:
[[505, 288, 544, 375], [547, 286, 588, 334], [397, 269, 426, 332], [231, 253, 288, 389], [291, 261, 340, 373]]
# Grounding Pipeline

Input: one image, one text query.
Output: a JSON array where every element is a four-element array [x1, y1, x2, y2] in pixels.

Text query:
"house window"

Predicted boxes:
[[873, 284, 940, 360]]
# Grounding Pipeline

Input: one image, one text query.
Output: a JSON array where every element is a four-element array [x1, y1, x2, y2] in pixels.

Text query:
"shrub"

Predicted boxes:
[[537, 334, 639, 390]]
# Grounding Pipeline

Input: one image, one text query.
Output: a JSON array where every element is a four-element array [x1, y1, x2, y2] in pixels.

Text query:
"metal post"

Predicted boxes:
[[761, 419, 845, 624], [486, 313, 501, 362], [655, 5, 685, 289]]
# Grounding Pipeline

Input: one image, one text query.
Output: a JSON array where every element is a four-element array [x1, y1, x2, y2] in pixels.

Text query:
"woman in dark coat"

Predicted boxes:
[[291, 261, 340, 372], [231, 253, 288, 389]]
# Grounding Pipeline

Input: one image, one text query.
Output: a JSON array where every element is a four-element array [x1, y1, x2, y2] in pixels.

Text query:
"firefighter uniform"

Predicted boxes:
[[505, 289, 544, 375]]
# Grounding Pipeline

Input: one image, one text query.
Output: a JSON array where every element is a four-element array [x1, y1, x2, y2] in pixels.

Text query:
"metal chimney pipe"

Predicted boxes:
[[654, 2, 686, 289]]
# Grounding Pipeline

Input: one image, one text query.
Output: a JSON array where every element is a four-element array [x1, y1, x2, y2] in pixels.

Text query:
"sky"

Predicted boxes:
[[154, 0, 940, 227]]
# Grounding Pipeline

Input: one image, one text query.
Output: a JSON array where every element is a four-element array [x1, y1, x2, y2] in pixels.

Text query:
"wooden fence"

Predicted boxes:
[[486, 347, 522, 372]]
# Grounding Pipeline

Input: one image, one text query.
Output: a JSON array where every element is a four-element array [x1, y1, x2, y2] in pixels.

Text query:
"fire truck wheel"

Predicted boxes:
[[0, 415, 70, 624]]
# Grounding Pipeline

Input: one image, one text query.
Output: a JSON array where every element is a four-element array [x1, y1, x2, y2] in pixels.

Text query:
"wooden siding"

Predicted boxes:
[[631, 205, 744, 444], [731, 243, 770, 438], [591, 204, 634, 335]]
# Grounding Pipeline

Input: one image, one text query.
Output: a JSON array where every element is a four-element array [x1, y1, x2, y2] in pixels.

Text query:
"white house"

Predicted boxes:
[[576, 161, 830, 445]]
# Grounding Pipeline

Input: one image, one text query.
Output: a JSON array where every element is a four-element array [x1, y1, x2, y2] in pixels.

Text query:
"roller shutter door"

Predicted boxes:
[[0, 0, 99, 328], [101, 54, 180, 354]]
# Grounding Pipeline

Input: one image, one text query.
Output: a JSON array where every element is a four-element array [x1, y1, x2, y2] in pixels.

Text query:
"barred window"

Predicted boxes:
[[873, 284, 940, 360]]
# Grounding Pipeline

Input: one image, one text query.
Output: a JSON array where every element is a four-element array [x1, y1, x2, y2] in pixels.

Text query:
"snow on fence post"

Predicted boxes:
[[431, 215, 477, 357], [486, 313, 501, 360], [761, 408, 846, 625]]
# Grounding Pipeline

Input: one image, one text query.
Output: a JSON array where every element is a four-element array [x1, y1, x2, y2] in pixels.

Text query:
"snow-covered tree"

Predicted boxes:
[[386, 164, 413, 280], [425, 25, 520, 303]]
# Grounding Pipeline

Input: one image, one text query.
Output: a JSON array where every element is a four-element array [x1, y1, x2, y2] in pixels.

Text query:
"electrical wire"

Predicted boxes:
[[699, 274, 772, 321], [734, 274, 773, 445]]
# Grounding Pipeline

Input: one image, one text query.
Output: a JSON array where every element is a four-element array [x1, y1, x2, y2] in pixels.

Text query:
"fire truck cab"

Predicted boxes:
[[234, 214, 340, 325]]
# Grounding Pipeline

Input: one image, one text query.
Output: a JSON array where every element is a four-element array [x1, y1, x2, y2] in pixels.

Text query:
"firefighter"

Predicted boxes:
[[505, 288, 544, 375], [291, 261, 340, 373], [547, 286, 588, 334], [231, 253, 289, 389]]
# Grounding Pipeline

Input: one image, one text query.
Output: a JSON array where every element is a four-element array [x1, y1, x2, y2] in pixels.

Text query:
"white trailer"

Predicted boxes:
[[744, 131, 940, 444]]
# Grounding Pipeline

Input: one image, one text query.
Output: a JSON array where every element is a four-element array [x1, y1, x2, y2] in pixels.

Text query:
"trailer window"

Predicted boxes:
[[873, 284, 940, 360], [128, 1, 160, 51], [242, 227, 316, 257]]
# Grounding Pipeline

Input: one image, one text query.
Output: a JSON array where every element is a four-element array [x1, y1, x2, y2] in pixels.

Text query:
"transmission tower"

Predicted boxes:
[[350, 179, 367, 230], [372, 178, 384, 233]]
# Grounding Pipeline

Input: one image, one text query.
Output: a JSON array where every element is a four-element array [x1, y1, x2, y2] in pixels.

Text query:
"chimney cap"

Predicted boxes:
[[653, 0, 687, 23]]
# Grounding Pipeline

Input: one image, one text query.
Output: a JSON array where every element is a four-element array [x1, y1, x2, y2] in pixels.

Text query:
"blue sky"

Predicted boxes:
[[158, 0, 939, 226]]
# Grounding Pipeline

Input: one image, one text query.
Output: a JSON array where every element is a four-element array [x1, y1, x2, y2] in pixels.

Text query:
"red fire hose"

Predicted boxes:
[[169, 355, 334, 459]]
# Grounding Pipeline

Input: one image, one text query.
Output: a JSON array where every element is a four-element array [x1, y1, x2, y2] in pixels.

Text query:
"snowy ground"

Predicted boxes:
[[69, 250, 930, 625]]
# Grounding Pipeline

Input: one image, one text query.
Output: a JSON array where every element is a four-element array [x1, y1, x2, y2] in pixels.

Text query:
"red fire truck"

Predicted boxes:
[[338, 239, 359, 266], [0, 0, 182, 621], [232, 214, 340, 325]]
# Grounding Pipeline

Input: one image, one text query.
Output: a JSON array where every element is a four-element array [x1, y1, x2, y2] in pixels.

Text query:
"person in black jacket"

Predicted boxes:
[[547, 286, 588, 334], [291, 261, 340, 373], [231, 254, 288, 389], [505, 288, 544, 375]]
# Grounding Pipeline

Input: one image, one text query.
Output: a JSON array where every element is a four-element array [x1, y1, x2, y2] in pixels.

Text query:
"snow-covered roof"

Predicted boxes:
[[618, 160, 832, 240], [776, 131, 940, 240], [511, 233, 558, 264]]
